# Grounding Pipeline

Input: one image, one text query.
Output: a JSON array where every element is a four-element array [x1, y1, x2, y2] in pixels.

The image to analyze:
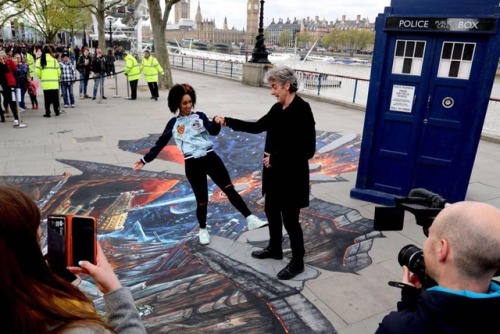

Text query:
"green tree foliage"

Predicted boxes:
[[278, 29, 293, 48], [295, 31, 315, 49], [61, 0, 125, 50], [321, 29, 374, 55], [15, 0, 65, 42]]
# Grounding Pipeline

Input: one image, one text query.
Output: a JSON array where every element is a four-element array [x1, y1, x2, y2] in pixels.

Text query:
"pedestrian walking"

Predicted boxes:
[[140, 50, 164, 100]]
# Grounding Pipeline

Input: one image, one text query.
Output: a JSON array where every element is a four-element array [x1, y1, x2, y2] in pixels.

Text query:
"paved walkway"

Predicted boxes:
[[2, 66, 500, 333]]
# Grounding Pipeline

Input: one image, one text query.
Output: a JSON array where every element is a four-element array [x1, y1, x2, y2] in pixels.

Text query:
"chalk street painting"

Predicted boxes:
[[2, 128, 379, 333]]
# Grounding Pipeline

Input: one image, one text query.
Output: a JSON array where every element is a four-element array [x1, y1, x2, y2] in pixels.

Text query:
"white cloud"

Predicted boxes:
[[187, 0, 391, 30]]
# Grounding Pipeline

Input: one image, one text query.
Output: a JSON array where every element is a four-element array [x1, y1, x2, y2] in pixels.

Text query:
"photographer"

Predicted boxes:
[[0, 186, 146, 333], [376, 201, 500, 333]]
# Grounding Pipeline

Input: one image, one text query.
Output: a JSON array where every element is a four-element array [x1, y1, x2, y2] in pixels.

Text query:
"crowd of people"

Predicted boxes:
[[2, 37, 500, 333], [0, 42, 163, 126]]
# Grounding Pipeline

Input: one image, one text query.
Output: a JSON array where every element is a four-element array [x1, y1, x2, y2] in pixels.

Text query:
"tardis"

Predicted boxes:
[[351, 0, 500, 205]]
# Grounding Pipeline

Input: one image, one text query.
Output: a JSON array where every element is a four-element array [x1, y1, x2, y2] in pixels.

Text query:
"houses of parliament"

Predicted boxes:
[[143, 0, 373, 48], [147, 0, 259, 47]]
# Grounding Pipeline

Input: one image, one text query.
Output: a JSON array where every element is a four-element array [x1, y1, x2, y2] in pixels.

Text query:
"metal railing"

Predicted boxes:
[[170, 54, 243, 80], [168, 53, 500, 139], [168, 54, 370, 105]]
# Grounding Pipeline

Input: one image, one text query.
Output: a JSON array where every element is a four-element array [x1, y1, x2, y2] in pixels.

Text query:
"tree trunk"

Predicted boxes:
[[96, 0, 105, 50], [147, 0, 180, 90]]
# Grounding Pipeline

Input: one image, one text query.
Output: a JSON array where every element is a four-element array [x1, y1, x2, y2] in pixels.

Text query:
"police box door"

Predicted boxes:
[[368, 34, 487, 201]]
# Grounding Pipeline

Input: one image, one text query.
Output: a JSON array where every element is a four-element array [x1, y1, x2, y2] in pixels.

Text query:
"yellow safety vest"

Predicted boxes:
[[26, 53, 35, 78], [140, 56, 164, 83], [124, 54, 141, 81], [35, 54, 61, 90]]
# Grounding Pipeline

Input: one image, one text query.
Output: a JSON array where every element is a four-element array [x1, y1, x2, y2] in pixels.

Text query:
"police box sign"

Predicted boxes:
[[385, 17, 497, 33]]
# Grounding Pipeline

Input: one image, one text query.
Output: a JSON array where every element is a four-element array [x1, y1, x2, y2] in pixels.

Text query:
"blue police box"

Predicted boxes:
[[350, 0, 500, 205]]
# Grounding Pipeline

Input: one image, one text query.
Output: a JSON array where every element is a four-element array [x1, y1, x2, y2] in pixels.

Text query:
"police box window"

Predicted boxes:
[[392, 40, 426, 76], [437, 42, 475, 80]]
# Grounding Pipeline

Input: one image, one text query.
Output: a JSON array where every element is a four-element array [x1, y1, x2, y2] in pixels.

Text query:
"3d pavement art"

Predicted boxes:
[[3, 128, 381, 333]]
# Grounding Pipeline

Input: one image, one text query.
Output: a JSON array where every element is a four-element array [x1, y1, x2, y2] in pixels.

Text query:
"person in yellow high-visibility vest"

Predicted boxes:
[[35, 45, 61, 117], [123, 51, 141, 100], [140, 50, 164, 101]]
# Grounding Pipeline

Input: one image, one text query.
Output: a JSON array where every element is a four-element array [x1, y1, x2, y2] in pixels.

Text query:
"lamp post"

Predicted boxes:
[[108, 17, 113, 47], [248, 0, 270, 63]]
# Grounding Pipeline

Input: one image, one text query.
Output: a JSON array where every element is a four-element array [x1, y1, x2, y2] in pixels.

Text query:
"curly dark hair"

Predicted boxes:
[[167, 83, 197, 113]]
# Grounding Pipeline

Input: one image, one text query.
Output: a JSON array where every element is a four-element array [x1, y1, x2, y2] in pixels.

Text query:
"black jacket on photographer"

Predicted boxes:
[[375, 281, 500, 333]]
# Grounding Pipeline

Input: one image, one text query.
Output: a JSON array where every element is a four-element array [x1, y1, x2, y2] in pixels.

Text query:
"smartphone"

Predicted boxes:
[[47, 214, 97, 268], [70, 215, 97, 266]]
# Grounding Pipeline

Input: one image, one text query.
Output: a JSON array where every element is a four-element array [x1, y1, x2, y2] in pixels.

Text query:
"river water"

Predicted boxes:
[[279, 58, 500, 99]]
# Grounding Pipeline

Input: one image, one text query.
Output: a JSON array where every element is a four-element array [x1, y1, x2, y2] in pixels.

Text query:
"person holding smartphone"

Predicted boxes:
[[0, 186, 146, 333]]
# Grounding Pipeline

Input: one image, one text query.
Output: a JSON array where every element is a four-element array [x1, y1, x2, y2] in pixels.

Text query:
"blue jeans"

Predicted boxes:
[[93, 73, 105, 98], [79, 72, 89, 96], [61, 82, 75, 105]]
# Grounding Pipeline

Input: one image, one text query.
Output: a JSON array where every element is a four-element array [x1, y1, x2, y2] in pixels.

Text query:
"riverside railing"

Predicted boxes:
[[168, 54, 499, 137], [168, 54, 370, 106]]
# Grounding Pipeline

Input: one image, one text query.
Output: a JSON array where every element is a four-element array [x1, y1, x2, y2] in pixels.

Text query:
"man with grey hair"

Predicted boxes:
[[376, 201, 500, 333], [216, 66, 316, 280]]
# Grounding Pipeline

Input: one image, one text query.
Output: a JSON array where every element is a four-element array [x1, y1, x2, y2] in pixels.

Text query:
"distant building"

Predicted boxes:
[[174, 0, 191, 24], [334, 15, 373, 30], [266, 18, 301, 47]]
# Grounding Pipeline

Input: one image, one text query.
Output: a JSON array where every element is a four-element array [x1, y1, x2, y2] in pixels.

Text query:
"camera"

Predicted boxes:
[[373, 188, 447, 236], [374, 188, 447, 288], [46, 214, 97, 281]]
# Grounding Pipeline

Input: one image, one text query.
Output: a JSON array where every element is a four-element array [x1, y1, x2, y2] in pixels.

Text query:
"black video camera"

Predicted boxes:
[[374, 188, 447, 288], [373, 188, 447, 236]]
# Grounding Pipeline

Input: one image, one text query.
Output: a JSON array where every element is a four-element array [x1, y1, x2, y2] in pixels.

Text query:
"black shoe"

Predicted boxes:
[[92, 97, 96, 100], [43, 114, 51, 118], [102, 96, 107, 99], [55, 112, 60, 116], [251, 247, 283, 260], [277, 259, 304, 280]]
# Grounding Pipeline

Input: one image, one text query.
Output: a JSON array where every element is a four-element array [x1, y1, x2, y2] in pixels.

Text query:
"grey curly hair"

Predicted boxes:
[[265, 66, 298, 93]]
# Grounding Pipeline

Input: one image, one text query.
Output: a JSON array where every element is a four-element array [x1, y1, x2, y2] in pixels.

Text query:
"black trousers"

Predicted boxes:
[[43, 89, 60, 115], [1, 88, 19, 120], [129, 79, 138, 100], [185, 151, 251, 228], [265, 193, 305, 261], [147, 81, 159, 98]]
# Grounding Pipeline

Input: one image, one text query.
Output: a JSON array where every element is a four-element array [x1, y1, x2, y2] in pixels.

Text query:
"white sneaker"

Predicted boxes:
[[64, 105, 68, 108], [246, 214, 268, 230], [13, 120, 27, 128], [18, 108, 25, 112], [71, 105, 75, 108], [199, 228, 210, 245]]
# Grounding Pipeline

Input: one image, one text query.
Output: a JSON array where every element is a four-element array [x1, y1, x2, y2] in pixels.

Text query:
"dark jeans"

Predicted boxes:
[[185, 151, 251, 228], [147, 81, 159, 98], [129, 79, 138, 100], [265, 193, 305, 261], [43, 89, 60, 115]]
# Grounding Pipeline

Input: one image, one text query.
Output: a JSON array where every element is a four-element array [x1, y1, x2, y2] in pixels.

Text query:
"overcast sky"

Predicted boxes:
[[185, 0, 392, 30]]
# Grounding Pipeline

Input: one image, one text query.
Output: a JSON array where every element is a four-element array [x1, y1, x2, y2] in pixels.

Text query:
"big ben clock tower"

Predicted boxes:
[[246, 0, 259, 45]]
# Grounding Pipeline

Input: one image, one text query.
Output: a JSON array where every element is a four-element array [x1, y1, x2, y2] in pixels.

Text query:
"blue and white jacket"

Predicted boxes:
[[141, 111, 221, 163]]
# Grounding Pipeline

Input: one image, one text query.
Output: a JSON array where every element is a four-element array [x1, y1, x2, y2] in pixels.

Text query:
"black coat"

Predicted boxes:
[[376, 283, 500, 334], [225, 95, 316, 209]]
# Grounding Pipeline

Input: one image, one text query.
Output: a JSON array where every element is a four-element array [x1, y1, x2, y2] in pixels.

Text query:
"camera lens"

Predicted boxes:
[[398, 244, 426, 278]]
